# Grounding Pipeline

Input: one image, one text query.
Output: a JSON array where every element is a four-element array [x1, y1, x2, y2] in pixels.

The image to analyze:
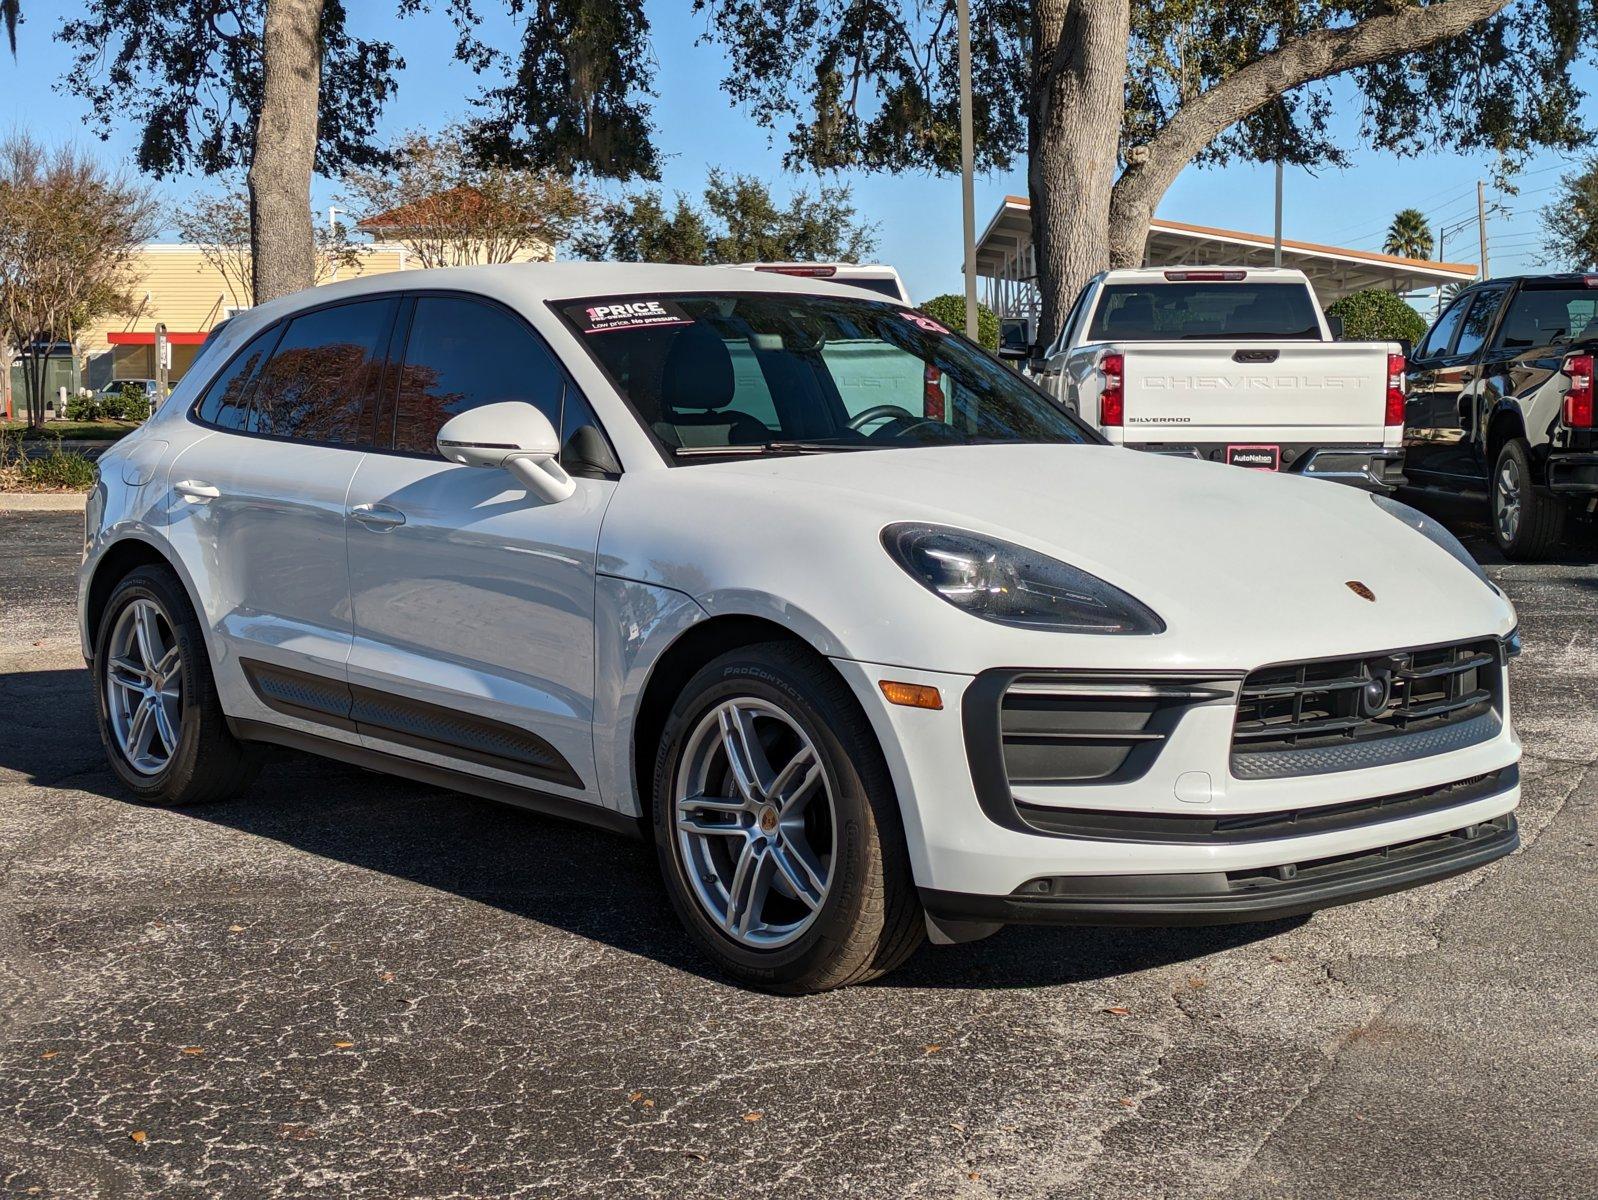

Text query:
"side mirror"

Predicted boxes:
[[1325, 313, 1344, 340], [436, 401, 576, 504], [1397, 338, 1413, 360], [996, 344, 1028, 361]]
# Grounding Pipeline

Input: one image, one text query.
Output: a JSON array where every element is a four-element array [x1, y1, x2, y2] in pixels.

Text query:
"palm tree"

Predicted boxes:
[[3, 1, 17, 54], [1385, 209, 1435, 261]]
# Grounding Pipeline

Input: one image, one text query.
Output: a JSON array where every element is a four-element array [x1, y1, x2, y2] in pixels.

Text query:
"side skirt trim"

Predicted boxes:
[[227, 717, 644, 840]]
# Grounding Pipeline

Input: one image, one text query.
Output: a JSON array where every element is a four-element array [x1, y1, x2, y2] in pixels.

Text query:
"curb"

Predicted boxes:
[[0, 492, 89, 513]]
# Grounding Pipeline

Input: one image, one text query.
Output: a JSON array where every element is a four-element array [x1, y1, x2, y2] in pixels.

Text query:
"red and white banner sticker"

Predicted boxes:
[[901, 312, 948, 334], [576, 298, 694, 334]]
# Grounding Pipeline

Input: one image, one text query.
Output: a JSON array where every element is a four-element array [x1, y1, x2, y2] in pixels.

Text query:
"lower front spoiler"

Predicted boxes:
[[920, 815, 1518, 929]]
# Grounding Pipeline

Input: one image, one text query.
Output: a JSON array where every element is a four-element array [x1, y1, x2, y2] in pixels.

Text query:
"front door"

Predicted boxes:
[[1405, 285, 1508, 489], [343, 294, 617, 806]]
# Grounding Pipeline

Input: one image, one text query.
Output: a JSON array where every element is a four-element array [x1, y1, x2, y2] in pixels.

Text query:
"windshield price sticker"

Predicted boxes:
[[901, 312, 949, 335], [578, 299, 694, 334]]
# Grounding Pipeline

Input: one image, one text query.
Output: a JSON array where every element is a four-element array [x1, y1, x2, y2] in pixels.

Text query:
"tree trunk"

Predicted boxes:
[[1106, 0, 1512, 269], [249, 0, 324, 304], [24, 347, 45, 430], [1027, 0, 1131, 349]]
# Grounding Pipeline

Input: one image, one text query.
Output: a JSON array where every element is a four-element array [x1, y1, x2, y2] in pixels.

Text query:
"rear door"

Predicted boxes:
[[163, 298, 396, 735], [342, 293, 617, 808]]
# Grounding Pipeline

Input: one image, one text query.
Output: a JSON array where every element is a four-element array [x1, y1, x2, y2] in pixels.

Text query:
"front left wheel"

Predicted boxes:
[[651, 643, 923, 993], [92, 565, 258, 806]]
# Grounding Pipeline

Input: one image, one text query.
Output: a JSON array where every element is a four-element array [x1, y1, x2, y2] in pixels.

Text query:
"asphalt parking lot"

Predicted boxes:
[[1, 501, 1595, 1199]]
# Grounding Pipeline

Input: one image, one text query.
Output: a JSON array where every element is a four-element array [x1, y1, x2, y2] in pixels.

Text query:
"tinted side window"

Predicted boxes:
[[249, 299, 395, 444], [195, 325, 280, 431], [1452, 288, 1507, 359], [1418, 296, 1470, 358], [391, 296, 564, 454]]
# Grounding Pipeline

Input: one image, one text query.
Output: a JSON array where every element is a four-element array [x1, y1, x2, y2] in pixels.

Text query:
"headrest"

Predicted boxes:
[[661, 323, 735, 414], [1103, 294, 1155, 334]]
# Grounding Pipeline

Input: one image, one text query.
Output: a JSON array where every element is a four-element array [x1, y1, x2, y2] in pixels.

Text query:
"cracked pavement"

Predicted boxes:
[[0, 506, 1595, 1199]]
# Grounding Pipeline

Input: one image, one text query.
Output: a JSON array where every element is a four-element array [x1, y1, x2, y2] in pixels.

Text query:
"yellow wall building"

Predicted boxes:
[[80, 242, 414, 387]]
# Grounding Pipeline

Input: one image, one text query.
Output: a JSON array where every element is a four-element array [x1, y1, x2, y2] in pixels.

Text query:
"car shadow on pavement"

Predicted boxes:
[[2, 664, 1303, 993]]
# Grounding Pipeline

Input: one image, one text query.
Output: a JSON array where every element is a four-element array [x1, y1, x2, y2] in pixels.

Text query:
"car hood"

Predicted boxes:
[[601, 444, 1514, 674]]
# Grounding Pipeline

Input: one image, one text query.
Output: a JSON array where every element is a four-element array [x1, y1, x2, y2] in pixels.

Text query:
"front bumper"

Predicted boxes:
[[831, 648, 1521, 918], [921, 814, 1517, 927]]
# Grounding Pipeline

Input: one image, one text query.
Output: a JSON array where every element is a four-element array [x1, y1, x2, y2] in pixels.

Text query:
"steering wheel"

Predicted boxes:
[[846, 404, 919, 433]]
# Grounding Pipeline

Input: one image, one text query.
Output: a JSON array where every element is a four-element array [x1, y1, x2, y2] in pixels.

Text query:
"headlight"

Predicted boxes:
[[881, 523, 1165, 634], [1370, 494, 1496, 591]]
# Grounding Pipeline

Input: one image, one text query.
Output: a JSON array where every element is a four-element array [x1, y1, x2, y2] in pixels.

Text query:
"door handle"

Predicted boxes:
[[349, 503, 406, 529], [174, 480, 220, 501]]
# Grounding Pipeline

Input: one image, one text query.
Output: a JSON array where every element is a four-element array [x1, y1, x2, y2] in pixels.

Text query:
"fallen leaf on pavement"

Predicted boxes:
[[1104, 1006, 1131, 1016], [129, 1131, 147, 1144], [1118, 1098, 1136, 1108], [742, 1112, 763, 1122], [40, 1051, 57, 1060], [180, 1047, 203, 1056], [923, 1043, 942, 1054], [227, 924, 244, 933], [332, 1040, 354, 1049]]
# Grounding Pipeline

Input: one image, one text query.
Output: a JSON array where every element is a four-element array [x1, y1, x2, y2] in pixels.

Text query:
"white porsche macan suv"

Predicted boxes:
[[79, 264, 1522, 992]]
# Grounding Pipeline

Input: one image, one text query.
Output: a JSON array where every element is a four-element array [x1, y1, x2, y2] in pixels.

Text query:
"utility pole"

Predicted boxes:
[[1477, 180, 1489, 280], [956, 0, 978, 340], [1273, 162, 1284, 268]]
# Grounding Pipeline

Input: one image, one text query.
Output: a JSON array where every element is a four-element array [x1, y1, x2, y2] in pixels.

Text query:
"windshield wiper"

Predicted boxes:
[[671, 440, 878, 459]]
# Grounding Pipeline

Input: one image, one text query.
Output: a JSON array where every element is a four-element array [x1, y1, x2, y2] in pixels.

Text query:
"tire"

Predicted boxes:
[[91, 564, 258, 806], [1492, 438, 1567, 561], [651, 642, 924, 993]]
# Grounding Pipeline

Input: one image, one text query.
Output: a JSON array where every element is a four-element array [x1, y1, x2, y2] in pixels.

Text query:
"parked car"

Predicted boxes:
[[1404, 274, 1598, 559], [733, 261, 912, 304], [1034, 267, 1407, 490], [98, 378, 160, 402], [80, 263, 1521, 992]]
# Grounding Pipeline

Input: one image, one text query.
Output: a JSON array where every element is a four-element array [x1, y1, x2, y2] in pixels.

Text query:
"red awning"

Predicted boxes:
[[107, 331, 210, 346]]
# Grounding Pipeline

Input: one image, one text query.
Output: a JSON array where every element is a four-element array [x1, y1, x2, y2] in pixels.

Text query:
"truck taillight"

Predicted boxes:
[[1385, 352, 1406, 427], [1099, 352, 1124, 427], [1562, 353, 1594, 427]]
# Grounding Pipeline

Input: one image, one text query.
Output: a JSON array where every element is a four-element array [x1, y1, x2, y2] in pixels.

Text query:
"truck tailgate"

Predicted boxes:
[[1120, 341, 1389, 441]]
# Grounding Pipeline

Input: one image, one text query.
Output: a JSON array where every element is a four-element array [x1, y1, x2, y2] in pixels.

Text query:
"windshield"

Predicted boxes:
[[1087, 282, 1322, 341], [559, 292, 1092, 458]]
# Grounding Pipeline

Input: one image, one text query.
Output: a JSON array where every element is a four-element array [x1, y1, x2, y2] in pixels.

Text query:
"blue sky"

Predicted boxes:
[[0, 0, 1584, 301]]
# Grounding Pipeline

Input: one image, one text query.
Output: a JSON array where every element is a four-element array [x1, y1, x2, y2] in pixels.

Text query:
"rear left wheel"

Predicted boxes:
[[93, 565, 258, 806], [1493, 438, 1566, 561], [651, 643, 923, 993]]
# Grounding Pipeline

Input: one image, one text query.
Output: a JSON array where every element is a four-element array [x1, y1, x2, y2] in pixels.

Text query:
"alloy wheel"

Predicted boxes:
[[104, 598, 184, 776], [1495, 456, 1522, 544], [673, 698, 837, 949]]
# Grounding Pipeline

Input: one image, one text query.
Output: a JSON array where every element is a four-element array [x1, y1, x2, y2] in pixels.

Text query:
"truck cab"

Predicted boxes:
[[1035, 267, 1406, 490], [1405, 274, 1598, 559]]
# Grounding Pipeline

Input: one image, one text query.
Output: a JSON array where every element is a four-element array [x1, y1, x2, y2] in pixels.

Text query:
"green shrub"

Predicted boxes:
[[12, 439, 97, 491], [919, 294, 1000, 351], [1325, 289, 1428, 345], [104, 383, 151, 422], [65, 391, 104, 421]]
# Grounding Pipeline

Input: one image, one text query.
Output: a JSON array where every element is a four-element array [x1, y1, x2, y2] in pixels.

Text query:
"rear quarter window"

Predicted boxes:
[[194, 325, 282, 431]]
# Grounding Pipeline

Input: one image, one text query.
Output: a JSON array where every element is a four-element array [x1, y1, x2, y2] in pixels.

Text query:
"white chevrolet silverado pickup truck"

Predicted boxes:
[[1034, 267, 1407, 490]]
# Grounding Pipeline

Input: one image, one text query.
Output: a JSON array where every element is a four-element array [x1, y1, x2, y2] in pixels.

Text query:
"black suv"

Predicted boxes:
[[1405, 274, 1598, 558]]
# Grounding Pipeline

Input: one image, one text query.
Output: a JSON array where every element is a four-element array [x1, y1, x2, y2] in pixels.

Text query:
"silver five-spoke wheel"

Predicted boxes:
[[104, 598, 183, 776], [1495, 455, 1522, 545], [674, 698, 836, 949]]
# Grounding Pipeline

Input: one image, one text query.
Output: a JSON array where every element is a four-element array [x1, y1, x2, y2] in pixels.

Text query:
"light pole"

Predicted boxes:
[[957, 0, 978, 340]]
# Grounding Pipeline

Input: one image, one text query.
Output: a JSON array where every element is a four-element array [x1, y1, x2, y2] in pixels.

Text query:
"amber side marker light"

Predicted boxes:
[[879, 680, 943, 710]]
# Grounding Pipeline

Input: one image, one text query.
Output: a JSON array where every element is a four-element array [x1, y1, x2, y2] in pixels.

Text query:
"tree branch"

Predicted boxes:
[[1109, 0, 1514, 261]]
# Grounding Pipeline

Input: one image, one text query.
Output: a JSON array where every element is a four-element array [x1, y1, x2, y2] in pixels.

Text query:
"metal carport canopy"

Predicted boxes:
[[973, 195, 1479, 311]]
